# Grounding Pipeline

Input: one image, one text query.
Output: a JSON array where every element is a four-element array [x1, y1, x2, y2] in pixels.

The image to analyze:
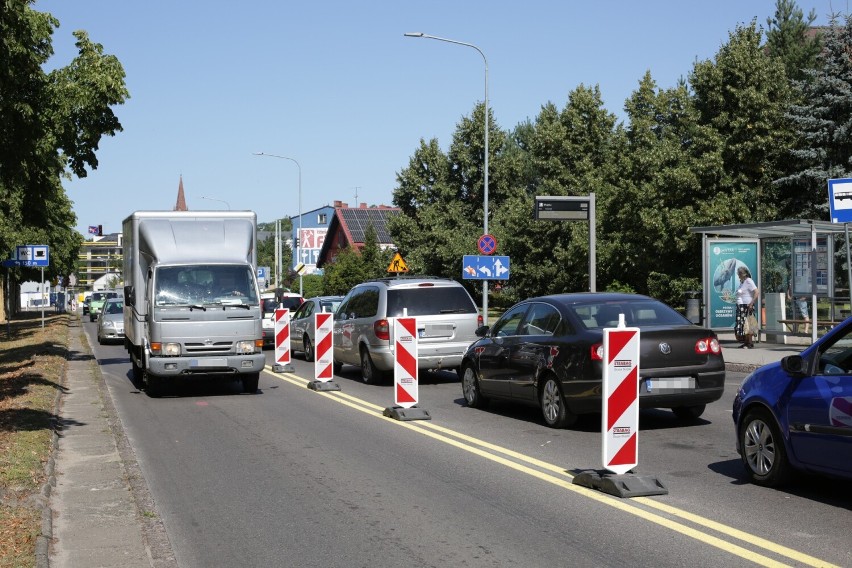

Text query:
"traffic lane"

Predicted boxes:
[[301, 358, 852, 567], [93, 338, 781, 568], [93, 334, 847, 567]]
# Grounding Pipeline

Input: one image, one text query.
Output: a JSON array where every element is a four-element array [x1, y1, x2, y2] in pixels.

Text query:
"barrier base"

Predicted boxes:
[[272, 363, 295, 373], [383, 405, 432, 421], [308, 380, 341, 392], [571, 469, 668, 498]]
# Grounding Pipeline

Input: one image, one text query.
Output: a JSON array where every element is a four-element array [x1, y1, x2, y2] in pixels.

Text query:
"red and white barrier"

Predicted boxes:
[[274, 308, 292, 367], [314, 312, 333, 382], [602, 322, 640, 475], [393, 317, 418, 408]]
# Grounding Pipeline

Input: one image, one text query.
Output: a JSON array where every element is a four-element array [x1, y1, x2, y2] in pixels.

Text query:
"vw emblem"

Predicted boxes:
[[659, 342, 672, 354]]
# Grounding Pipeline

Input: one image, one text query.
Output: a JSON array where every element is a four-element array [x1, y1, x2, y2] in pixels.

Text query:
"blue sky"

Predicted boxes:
[[35, 1, 836, 236]]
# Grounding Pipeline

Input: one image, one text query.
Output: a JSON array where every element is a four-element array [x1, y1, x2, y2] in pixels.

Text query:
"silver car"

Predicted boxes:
[[97, 297, 125, 344], [291, 296, 344, 361], [332, 277, 482, 384]]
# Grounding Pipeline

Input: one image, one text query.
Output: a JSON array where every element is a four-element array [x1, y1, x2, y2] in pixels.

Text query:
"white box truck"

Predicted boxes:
[[122, 211, 265, 395]]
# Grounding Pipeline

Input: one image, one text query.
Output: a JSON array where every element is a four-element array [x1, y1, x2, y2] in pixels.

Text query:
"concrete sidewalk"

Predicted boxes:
[[46, 314, 176, 568], [717, 331, 806, 372]]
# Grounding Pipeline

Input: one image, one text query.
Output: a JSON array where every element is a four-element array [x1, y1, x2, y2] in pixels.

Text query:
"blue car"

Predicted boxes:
[[733, 319, 852, 486]]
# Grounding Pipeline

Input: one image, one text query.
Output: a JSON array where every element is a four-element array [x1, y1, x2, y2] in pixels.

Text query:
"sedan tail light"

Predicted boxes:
[[590, 343, 604, 361], [695, 337, 721, 355], [374, 318, 390, 341]]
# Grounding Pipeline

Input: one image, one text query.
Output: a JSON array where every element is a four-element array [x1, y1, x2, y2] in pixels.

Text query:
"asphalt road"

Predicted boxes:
[[85, 321, 852, 568]]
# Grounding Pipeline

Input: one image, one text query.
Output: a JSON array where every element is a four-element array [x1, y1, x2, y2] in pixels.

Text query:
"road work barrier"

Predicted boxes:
[[573, 314, 667, 497], [273, 308, 294, 373], [309, 311, 339, 391], [384, 316, 430, 421]]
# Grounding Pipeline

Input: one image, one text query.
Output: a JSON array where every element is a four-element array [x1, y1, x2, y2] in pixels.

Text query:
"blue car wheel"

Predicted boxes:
[[740, 409, 792, 487]]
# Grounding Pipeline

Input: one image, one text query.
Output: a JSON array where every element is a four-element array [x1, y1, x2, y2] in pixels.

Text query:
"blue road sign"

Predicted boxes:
[[828, 178, 852, 223], [15, 245, 49, 267], [462, 255, 510, 280], [1, 259, 23, 267]]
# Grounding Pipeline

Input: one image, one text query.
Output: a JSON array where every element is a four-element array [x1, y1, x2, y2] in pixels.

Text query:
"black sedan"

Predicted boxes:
[[460, 293, 725, 428]]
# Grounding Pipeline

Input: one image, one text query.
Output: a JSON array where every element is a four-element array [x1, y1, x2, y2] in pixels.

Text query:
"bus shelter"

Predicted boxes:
[[690, 219, 850, 344]]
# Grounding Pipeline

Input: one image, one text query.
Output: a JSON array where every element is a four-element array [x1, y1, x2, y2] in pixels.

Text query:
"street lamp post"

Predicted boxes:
[[199, 196, 231, 210], [253, 152, 303, 296], [404, 32, 490, 324]]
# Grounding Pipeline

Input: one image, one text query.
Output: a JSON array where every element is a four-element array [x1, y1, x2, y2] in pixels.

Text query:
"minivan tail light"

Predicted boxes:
[[477, 314, 483, 327], [374, 319, 390, 341]]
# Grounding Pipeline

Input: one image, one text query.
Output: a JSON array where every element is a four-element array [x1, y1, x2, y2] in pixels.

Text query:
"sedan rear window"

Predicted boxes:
[[573, 300, 690, 330]]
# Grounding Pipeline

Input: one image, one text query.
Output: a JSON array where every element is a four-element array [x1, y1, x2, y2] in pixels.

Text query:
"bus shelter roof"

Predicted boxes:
[[689, 219, 847, 239]]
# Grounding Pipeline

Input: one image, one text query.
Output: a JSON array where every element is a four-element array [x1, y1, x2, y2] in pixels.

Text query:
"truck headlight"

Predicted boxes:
[[151, 342, 181, 356], [237, 340, 256, 354]]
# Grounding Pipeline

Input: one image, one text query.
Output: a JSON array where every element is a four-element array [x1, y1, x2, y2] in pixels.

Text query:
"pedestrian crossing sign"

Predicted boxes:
[[387, 252, 409, 273]]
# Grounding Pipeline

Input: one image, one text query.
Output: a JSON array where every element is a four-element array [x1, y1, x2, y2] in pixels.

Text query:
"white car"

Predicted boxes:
[[96, 298, 125, 344], [261, 292, 304, 348]]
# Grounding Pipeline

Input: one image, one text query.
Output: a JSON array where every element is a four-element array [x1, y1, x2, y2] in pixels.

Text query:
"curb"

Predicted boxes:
[[36, 330, 68, 568]]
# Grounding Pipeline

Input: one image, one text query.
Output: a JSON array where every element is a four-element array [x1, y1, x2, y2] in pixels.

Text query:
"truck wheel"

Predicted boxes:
[[130, 358, 144, 388], [145, 373, 163, 398], [242, 373, 260, 394]]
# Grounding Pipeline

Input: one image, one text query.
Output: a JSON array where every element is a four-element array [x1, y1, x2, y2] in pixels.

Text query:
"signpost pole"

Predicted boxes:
[[846, 223, 852, 309], [589, 193, 596, 293], [40, 267, 45, 328]]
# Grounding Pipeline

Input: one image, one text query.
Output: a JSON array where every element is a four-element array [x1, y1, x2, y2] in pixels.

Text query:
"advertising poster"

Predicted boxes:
[[707, 240, 759, 329], [792, 235, 832, 296]]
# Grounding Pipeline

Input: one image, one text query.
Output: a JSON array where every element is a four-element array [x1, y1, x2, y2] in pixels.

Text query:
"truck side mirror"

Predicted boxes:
[[124, 285, 135, 307]]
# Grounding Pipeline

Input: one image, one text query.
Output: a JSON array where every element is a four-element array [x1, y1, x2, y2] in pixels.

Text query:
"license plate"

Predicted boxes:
[[646, 377, 695, 393], [190, 358, 227, 368]]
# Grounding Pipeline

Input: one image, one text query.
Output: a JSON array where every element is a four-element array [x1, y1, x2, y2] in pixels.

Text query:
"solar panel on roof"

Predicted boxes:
[[340, 209, 399, 243]]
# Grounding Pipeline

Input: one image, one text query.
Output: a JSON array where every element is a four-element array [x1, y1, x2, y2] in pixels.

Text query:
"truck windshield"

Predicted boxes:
[[154, 265, 258, 307]]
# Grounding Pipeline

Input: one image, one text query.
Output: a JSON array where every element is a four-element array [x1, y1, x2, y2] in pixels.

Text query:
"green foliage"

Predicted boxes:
[[691, 20, 792, 224], [257, 231, 292, 283], [299, 274, 323, 298], [776, 13, 852, 220], [765, 0, 822, 82], [0, 1, 128, 290], [320, 225, 394, 296], [321, 246, 367, 295], [388, 6, 825, 309]]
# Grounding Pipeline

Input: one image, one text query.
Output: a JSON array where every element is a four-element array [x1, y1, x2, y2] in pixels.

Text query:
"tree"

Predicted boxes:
[[321, 246, 367, 295], [0, 1, 128, 288], [776, 14, 852, 220], [494, 85, 621, 298], [390, 103, 504, 290], [765, 0, 822, 83], [690, 21, 792, 225]]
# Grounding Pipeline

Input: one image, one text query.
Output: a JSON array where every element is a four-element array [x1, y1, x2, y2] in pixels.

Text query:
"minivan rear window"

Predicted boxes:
[[386, 288, 476, 317]]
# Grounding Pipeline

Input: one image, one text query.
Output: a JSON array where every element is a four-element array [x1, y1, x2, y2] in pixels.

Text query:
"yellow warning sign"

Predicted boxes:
[[387, 252, 409, 273]]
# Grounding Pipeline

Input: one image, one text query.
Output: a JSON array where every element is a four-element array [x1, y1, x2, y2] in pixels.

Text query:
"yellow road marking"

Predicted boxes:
[[262, 367, 838, 568]]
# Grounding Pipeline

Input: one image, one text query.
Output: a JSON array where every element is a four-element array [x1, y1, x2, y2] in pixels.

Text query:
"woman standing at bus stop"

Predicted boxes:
[[735, 266, 759, 349]]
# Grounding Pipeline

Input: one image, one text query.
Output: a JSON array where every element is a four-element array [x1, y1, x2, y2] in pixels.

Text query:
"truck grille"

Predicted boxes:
[[185, 342, 233, 354]]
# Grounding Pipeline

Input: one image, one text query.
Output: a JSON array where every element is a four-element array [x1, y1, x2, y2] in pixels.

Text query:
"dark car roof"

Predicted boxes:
[[533, 292, 656, 305]]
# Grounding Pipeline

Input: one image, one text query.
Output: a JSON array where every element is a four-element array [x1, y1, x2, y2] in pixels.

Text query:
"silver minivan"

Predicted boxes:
[[332, 277, 482, 384]]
